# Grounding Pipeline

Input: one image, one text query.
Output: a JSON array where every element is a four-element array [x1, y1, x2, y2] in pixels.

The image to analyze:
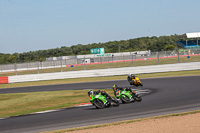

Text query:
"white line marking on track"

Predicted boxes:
[[75, 104, 92, 107], [30, 109, 60, 114]]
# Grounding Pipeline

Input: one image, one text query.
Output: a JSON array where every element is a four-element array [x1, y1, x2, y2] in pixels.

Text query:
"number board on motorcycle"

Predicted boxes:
[[122, 91, 126, 94], [95, 95, 100, 98]]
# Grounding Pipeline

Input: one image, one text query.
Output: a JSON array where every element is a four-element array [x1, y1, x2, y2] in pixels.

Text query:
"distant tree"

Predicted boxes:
[[0, 34, 183, 64], [165, 44, 175, 51]]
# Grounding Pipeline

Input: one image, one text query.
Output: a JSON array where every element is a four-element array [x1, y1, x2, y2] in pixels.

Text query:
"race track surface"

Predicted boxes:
[[0, 76, 200, 133]]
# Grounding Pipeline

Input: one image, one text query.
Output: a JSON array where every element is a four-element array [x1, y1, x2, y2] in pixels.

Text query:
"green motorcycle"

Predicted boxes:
[[115, 89, 135, 103], [88, 90, 119, 109], [114, 88, 142, 103]]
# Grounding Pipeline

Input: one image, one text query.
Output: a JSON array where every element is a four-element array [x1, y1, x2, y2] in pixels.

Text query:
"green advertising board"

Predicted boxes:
[[90, 48, 105, 54]]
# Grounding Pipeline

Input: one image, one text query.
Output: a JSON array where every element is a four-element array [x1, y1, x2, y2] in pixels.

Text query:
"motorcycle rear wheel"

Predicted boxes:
[[135, 95, 142, 102], [140, 83, 143, 86]]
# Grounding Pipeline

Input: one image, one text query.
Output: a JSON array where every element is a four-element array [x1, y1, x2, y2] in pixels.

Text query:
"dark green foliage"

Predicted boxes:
[[0, 35, 179, 64], [165, 44, 176, 51]]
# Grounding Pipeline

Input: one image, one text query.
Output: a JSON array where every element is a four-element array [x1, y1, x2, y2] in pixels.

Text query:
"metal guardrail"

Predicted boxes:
[[0, 49, 200, 73]]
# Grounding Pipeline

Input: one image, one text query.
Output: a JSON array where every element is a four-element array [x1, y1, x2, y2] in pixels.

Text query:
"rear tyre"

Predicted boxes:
[[140, 83, 143, 86], [93, 99, 105, 109], [135, 95, 142, 102]]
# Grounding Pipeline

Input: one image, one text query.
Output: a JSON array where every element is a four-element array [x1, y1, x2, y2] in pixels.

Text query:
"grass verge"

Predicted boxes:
[[0, 89, 114, 118], [0, 90, 87, 118], [42, 110, 200, 133], [0, 69, 200, 89]]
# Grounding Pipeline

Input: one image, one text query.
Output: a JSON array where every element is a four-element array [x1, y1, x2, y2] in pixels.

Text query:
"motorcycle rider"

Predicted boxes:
[[112, 84, 136, 97], [88, 90, 113, 100], [127, 73, 131, 81], [127, 73, 136, 81], [128, 74, 138, 85]]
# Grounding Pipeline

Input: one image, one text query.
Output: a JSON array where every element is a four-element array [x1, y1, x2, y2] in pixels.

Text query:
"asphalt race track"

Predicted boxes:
[[0, 76, 200, 133]]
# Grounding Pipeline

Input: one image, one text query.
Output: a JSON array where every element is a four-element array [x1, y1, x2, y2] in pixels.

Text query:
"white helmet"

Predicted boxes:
[[128, 73, 131, 77], [88, 90, 93, 96]]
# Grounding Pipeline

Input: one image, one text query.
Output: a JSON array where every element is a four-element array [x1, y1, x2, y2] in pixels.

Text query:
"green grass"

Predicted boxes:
[[0, 69, 200, 89], [1, 55, 200, 77], [0, 89, 115, 118], [0, 90, 88, 118], [43, 110, 200, 133]]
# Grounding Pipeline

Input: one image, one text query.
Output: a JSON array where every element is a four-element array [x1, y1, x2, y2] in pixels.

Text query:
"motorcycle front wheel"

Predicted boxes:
[[112, 98, 119, 107], [93, 99, 105, 109], [121, 95, 131, 103]]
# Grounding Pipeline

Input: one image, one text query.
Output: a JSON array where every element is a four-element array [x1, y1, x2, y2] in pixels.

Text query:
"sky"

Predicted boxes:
[[0, 0, 200, 54]]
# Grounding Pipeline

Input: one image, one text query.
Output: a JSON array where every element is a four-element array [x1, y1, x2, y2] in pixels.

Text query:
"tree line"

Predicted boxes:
[[0, 35, 180, 64]]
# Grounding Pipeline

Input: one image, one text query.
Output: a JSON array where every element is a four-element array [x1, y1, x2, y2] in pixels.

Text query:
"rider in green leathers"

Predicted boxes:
[[112, 84, 136, 97], [88, 90, 113, 100]]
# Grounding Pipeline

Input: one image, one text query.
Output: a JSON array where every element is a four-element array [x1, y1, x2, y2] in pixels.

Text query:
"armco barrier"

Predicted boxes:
[[66, 54, 200, 67], [2, 62, 199, 84], [0, 54, 199, 73]]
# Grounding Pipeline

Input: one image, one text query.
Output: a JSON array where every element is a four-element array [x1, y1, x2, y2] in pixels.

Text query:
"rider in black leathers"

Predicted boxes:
[[127, 74, 136, 83]]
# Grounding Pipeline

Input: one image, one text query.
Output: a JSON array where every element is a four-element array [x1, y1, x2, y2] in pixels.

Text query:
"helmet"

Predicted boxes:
[[112, 84, 118, 91], [112, 84, 117, 88], [88, 90, 93, 97]]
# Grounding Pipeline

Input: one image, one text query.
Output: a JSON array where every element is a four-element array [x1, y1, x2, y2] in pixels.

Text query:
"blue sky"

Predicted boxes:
[[0, 0, 200, 54]]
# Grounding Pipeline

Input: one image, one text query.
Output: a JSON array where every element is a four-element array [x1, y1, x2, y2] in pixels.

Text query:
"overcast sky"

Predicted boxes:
[[0, 0, 200, 54]]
